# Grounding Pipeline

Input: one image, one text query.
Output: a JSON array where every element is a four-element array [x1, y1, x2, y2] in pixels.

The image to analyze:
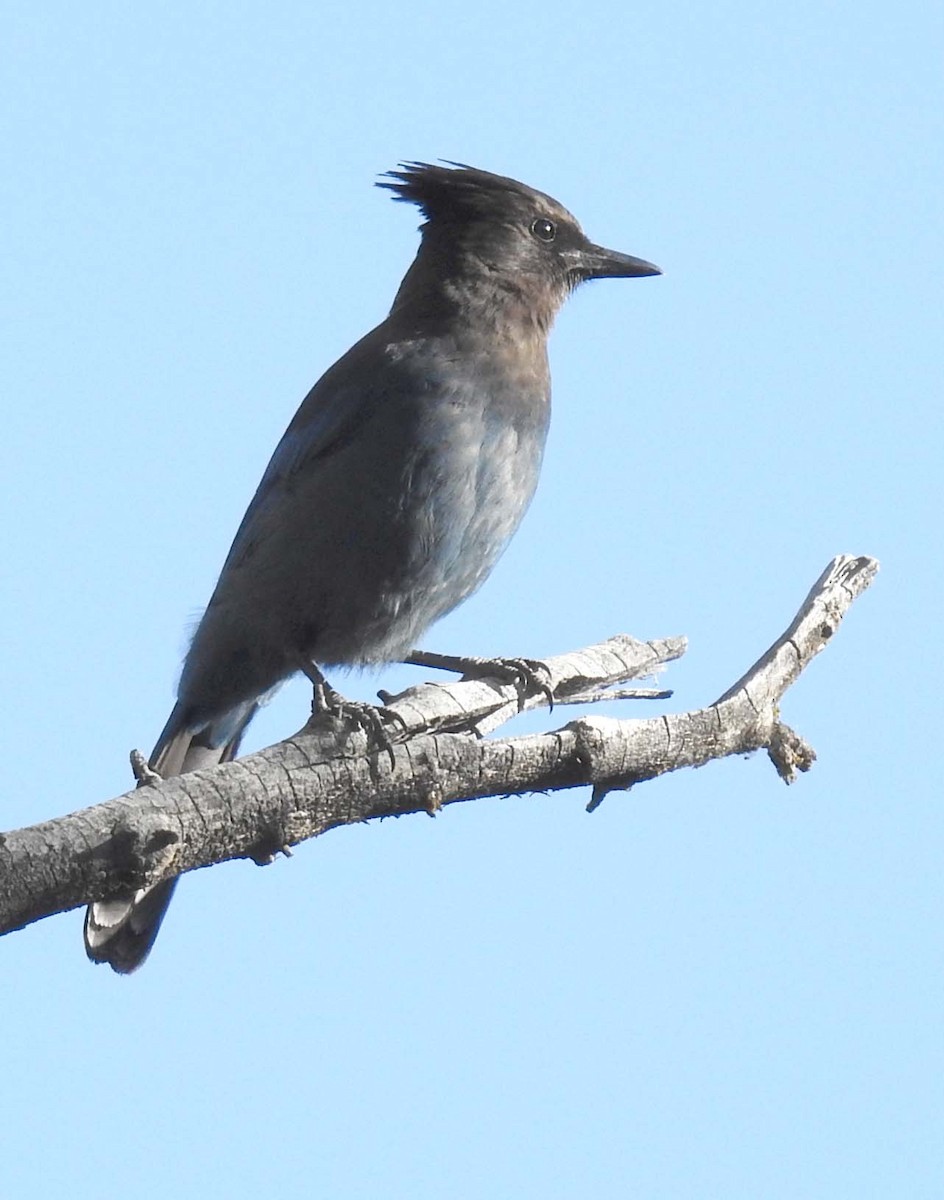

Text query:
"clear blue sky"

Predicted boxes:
[[2, 3, 941, 1196]]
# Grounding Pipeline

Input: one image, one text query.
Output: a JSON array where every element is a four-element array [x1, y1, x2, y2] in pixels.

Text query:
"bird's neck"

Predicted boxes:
[[388, 247, 562, 340]]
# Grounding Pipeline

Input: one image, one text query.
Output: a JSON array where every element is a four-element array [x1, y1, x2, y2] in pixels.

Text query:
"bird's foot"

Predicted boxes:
[[301, 660, 405, 766], [405, 650, 554, 712]]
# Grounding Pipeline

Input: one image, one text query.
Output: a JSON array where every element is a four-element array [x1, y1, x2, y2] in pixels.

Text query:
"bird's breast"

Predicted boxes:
[[186, 333, 553, 679], [307, 342, 551, 662]]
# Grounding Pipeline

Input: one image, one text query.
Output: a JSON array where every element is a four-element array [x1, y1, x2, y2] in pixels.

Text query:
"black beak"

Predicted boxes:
[[571, 242, 662, 280]]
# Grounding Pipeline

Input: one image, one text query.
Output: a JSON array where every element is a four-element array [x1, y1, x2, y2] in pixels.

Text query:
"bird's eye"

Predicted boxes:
[[530, 217, 557, 243]]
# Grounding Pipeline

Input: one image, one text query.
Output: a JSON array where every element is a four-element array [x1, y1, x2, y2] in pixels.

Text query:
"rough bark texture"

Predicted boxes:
[[0, 555, 877, 939]]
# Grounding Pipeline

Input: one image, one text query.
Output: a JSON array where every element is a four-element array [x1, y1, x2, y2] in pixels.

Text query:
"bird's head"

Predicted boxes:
[[379, 161, 660, 326]]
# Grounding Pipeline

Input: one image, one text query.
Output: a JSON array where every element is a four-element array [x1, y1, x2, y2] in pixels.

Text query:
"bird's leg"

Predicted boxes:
[[404, 650, 554, 712], [297, 658, 406, 764], [298, 659, 341, 717]]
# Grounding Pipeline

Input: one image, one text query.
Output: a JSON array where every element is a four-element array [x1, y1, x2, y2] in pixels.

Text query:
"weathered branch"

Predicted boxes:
[[0, 555, 878, 938]]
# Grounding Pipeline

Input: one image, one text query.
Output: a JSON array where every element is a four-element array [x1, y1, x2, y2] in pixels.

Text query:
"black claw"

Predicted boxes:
[[334, 697, 398, 768], [407, 650, 554, 711], [508, 658, 555, 712], [471, 655, 553, 712], [301, 659, 402, 767], [381, 705, 410, 734]]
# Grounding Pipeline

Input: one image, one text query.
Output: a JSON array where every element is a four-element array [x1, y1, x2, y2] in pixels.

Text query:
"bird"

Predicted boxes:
[[84, 161, 660, 972]]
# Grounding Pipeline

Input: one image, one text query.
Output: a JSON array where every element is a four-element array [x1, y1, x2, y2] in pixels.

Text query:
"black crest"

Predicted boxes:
[[378, 161, 564, 227]]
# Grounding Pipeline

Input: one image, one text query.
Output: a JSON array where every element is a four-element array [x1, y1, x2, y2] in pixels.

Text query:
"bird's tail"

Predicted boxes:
[[83, 700, 257, 974]]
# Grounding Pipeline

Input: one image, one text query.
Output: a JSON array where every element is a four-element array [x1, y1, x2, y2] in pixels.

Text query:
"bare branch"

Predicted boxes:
[[0, 555, 877, 939]]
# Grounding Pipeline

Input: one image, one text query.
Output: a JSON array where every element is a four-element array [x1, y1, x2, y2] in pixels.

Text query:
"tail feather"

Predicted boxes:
[[83, 878, 181, 975], [84, 702, 257, 973]]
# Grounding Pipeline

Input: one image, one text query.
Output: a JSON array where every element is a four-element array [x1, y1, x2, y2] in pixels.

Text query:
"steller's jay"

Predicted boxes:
[[84, 162, 660, 972]]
